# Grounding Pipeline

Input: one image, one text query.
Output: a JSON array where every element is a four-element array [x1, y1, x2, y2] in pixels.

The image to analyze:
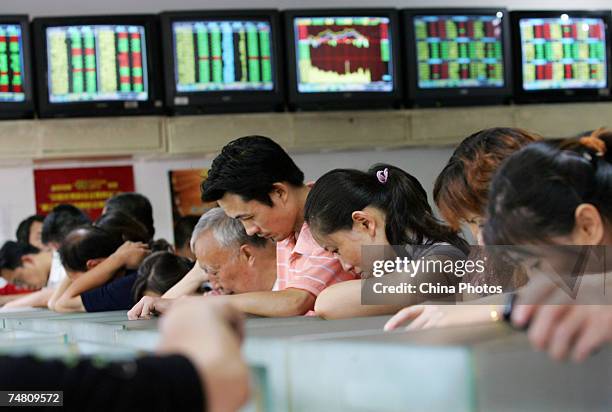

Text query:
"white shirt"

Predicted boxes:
[[48, 250, 67, 288]]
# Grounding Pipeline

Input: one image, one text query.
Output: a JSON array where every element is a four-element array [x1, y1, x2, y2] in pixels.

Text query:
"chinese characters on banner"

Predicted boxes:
[[34, 166, 135, 220]]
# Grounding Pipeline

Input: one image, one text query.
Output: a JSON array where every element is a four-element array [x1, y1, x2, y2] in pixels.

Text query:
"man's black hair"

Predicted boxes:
[[0, 241, 39, 270], [201, 135, 304, 205], [104, 193, 155, 238], [16, 215, 44, 246], [174, 215, 200, 250], [41, 204, 91, 246]]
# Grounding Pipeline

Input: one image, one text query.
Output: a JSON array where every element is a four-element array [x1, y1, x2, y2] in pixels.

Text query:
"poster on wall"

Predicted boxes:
[[34, 166, 135, 220], [168, 168, 216, 227]]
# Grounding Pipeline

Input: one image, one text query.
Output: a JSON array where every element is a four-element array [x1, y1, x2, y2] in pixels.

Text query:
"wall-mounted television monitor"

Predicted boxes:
[[284, 9, 402, 110], [403, 8, 512, 107], [0, 15, 34, 119], [511, 10, 612, 103], [32, 15, 163, 118], [160, 10, 284, 114]]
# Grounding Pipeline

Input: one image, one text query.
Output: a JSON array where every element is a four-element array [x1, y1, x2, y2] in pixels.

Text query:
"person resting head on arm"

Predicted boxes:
[[50, 226, 149, 313], [0, 242, 54, 310], [53, 239, 189, 314], [51, 208, 177, 311], [1, 204, 91, 310]]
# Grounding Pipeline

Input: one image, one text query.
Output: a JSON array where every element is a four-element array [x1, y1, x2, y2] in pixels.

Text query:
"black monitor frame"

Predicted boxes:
[[403, 8, 512, 107], [0, 15, 34, 119], [510, 10, 612, 104], [284, 8, 403, 111], [160, 9, 284, 115], [32, 14, 164, 118]]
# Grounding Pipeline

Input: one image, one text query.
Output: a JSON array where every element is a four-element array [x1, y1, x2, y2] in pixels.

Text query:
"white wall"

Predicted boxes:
[[2, 0, 612, 16], [0, 166, 37, 244]]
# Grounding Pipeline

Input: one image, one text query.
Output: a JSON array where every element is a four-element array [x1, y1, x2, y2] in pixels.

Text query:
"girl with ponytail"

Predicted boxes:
[[304, 163, 469, 319]]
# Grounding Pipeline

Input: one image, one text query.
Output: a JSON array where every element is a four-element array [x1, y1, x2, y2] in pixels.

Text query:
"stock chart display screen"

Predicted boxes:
[[293, 16, 394, 93], [413, 15, 505, 89], [519, 17, 608, 90], [0, 24, 26, 102], [45, 25, 149, 103], [172, 20, 274, 92]]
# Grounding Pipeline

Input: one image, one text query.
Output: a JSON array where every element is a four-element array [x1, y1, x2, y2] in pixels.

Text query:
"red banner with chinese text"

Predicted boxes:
[[34, 166, 135, 220]]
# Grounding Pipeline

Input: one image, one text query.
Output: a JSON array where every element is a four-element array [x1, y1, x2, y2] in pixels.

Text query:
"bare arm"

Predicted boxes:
[[0, 294, 35, 306], [314, 279, 406, 320], [221, 288, 315, 317], [62, 254, 124, 299], [47, 276, 72, 310], [384, 294, 509, 331], [162, 264, 208, 299], [1, 288, 55, 309], [53, 294, 85, 313], [129, 288, 316, 320], [60, 241, 149, 301]]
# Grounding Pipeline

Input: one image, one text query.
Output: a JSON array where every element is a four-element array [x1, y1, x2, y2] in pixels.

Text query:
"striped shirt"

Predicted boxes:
[[273, 223, 359, 297]]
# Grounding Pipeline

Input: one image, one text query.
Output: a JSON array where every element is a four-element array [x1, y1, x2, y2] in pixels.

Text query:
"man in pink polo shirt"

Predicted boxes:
[[128, 135, 357, 318]]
